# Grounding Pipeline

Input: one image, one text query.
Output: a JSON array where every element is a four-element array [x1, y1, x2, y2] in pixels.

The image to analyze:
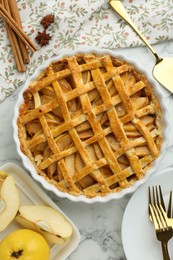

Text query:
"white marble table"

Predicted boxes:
[[0, 41, 173, 260]]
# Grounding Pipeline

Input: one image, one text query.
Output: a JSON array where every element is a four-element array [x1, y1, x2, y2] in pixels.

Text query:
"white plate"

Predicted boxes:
[[122, 168, 173, 260], [12, 47, 169, 203], [0, 162, 80, 260]]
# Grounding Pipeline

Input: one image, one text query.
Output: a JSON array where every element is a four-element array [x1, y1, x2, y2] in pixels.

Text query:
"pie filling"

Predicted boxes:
[[17, 53, 162, 198]]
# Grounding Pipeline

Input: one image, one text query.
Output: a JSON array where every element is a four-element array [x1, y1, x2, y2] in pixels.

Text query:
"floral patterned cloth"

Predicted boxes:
[[0, 0, 173, 101]]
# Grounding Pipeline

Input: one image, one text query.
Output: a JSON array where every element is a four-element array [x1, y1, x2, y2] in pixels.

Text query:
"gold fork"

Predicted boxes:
[[148, 186, 173, 221], [149, 187, 173, 260], [167, 191, 173, 220], [148, 186, 166, 222], [149, 204, 172, 260]]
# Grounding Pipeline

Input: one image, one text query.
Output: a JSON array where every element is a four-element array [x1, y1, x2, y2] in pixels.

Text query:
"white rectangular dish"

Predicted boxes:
[[0, 162, 80, 260]]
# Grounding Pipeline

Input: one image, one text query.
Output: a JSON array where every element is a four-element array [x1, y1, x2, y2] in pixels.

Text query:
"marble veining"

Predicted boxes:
[[0, 41, 173, 260]]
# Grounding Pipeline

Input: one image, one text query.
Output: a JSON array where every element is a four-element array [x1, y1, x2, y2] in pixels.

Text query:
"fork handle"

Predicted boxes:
[[161, 242, 170, 260]]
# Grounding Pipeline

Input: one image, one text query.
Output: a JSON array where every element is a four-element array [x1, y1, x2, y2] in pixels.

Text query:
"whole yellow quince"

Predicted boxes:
[[0, 229, 50, 260]]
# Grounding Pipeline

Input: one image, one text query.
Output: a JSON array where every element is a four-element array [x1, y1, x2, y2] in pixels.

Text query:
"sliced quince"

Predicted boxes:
[[0, 171, 20, 231], [15, 205, 73, 244]]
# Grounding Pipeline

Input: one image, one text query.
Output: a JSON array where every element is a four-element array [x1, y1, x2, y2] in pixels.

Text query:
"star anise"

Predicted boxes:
[[35, 31, 51, 47], [40, 14, 55, 29]]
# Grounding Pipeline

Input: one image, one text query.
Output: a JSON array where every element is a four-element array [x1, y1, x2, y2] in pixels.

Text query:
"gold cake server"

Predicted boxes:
[[109, 0, 173, 93]]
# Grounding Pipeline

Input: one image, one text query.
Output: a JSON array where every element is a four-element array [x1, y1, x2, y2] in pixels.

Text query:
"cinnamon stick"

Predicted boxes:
[[2, 0, 26, 72], [0, 3, 37, 52], [8, 0, 29, 64]]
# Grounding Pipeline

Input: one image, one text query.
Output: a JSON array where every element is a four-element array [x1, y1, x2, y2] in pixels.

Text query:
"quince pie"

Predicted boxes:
[[17, 53, 162, 198]]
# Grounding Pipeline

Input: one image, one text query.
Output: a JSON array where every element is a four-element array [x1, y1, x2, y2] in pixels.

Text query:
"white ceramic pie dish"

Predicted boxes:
[[13, 47, 169, 203]]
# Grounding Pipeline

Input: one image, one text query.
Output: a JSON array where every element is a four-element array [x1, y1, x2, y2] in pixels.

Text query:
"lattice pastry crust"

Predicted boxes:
[[17, 53, 162, 198]]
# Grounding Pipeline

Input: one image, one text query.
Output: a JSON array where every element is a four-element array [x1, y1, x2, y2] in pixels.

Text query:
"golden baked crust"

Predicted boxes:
[[17, 53, 162, 198]]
